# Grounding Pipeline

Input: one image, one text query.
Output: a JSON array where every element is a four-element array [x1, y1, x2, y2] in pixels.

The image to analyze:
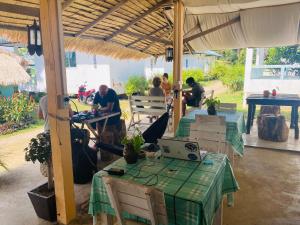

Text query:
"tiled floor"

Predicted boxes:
[[245, 120, 300, 152]]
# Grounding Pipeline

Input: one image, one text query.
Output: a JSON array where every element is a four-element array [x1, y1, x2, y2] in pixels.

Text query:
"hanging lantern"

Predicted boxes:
[[35, 25, 43, 56], [27, 20, 43, 56], [165, 47, 173, 62]]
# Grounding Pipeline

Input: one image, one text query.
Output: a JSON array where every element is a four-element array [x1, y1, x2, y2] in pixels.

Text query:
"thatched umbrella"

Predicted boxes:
[[0, 49, 30, 86]]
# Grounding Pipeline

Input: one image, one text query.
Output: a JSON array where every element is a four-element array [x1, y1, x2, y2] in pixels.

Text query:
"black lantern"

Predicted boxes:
[[165, 47, 173, 62], [27, 20, 43, 56]]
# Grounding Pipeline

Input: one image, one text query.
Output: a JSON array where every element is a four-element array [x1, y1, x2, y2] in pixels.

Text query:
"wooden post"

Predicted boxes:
[[40, 0, 76, 224], [173, 0, 184, 134]]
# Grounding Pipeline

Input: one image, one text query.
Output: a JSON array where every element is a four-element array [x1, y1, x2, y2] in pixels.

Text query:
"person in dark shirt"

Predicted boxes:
[[182, 77, 205, 116], [93, 85, 121, 143]]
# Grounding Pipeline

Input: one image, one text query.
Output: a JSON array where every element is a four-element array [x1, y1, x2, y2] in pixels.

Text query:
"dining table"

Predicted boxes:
[[89, 153, 239, 225], [246, 94, 300, 139], [71, 111, 120, 140], [175, 109, 246, 156]]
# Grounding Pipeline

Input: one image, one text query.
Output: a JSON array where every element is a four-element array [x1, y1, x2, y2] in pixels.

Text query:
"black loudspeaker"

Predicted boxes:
[[71, 128, 97, 184]]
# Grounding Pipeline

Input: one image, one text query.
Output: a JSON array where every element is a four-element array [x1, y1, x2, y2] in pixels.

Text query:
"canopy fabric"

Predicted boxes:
[[183, 0, 300, 14], [184, 2, 300, 51], [0, 52, 30, 86]]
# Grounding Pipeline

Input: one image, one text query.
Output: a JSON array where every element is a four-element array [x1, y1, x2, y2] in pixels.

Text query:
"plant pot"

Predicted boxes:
[[207, 105, 217, 115], [28, 183, 56, 222], [123, 144, 138, 164], [138, 150, 146, 159]]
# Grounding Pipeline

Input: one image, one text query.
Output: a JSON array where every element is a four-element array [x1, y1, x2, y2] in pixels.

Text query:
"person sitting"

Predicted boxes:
[[161, 73, 172, 97], [149, 77, 164, 123], [92, 85, 121, 145], [149, 76, 164, 97], [182, 77, 205, 116]]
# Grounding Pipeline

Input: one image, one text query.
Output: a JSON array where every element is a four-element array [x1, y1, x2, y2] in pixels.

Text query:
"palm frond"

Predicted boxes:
[[0, 159, 8, 170]]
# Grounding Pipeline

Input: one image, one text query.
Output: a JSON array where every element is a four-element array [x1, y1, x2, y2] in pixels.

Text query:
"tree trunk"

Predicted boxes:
[[257, 114, 289, 142]]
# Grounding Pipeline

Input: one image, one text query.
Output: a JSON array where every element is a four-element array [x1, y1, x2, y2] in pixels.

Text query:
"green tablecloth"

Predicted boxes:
[[89, 153, 239, 225], [176, 109, 246, 156]]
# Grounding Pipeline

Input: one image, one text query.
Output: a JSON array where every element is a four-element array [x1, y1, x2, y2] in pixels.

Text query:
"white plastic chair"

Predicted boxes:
[[217, 103, 237, 112], [103, 176, 168, 225], [190, 115, 227, 153]]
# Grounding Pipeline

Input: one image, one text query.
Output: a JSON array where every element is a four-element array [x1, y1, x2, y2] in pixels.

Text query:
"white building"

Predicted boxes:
[[26, 51, 220, 94]]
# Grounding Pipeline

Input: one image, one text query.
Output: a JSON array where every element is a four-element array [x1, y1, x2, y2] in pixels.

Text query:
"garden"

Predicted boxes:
[[0, 92, 45, 135]]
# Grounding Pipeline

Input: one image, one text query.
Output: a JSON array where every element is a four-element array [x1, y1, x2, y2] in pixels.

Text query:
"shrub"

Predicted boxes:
[[169, 68, 204, 88], [182, 69, 204, 83], [208, 62, 245, 91], [0, 93, 36, 126], [207, 61, 229, 80], [219, 64, 245, 91], [125, 75, 148, 96]]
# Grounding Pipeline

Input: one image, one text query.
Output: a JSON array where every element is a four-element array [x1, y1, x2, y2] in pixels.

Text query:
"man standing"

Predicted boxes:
[[93, 85, 121, 144], [182, 77, 205, 116]]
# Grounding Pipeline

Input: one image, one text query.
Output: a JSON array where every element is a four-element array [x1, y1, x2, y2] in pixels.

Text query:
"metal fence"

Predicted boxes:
[[251, 65, 300, 80]]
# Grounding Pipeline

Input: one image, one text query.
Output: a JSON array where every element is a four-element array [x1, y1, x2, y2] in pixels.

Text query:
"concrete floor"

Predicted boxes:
[[1, 145, 300, 225], [223, 147, 300, 225], [245, 121, 300, 152]]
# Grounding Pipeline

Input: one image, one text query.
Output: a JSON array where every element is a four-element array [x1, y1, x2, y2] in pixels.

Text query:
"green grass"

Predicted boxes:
[[215, 90, 245, 112]]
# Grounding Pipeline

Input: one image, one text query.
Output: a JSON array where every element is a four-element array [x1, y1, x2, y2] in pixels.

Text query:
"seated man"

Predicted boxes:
[[93, 85, 121, 144], [182, 77, 205, 116]]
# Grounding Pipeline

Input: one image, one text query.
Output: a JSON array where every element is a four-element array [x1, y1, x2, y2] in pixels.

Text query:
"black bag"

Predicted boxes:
[[71, 128, 97, 184]]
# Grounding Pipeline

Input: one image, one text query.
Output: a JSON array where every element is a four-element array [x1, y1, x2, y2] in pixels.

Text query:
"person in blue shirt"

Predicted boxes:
[[93, 85, 121, 144]]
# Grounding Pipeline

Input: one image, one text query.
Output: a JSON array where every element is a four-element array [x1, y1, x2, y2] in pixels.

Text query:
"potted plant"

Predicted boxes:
[[203, 97, 220, 115], [121, 129, 144, 164], [24, 132, 56, 222]]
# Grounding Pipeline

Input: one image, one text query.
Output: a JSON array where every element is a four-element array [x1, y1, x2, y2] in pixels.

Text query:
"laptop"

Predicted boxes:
[[158, 138, 206, 161]]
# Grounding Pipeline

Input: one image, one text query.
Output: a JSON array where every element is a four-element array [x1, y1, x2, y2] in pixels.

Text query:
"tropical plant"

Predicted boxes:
[[25, 132, 53, 190], [208, 62, 245, 91], [203, 97, 221, 108], [265, 46, 300, 65], [0, 93, 36, 126], [124, 75, 148, 96], [220, 64, 245, 91], [121, 128, 144, 154]]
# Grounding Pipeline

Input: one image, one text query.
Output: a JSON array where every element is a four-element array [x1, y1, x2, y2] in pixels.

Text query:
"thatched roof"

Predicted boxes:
[[1, 1, 298, 60], [0, 0, 175, 60], [0, 50, 30, 86]]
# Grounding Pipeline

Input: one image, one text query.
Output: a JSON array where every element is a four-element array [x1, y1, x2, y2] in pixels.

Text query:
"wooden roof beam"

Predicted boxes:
[[62, 0, 76, 10], [184, 16, 240, 43], [0, 1, 77, 18], [125, 24, 169, 47], [105, 0, 172, 41], [122, 30, 172, 45], [0, 2, 39, 17], [75, 0, 130, 38]]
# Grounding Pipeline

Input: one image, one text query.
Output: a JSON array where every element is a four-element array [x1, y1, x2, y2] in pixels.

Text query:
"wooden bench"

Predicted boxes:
[[128, 95, 166, 130]]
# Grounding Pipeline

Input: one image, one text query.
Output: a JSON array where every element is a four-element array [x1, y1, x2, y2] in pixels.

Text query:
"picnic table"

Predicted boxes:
[[176, 109, 246, 156], [71, 111, 120, 139], [89, 153, 239, 225], [246, 94, 300, 139]]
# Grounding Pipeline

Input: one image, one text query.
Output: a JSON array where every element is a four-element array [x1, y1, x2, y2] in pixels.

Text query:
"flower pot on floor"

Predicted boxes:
[[27, 183, 56, 222]]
